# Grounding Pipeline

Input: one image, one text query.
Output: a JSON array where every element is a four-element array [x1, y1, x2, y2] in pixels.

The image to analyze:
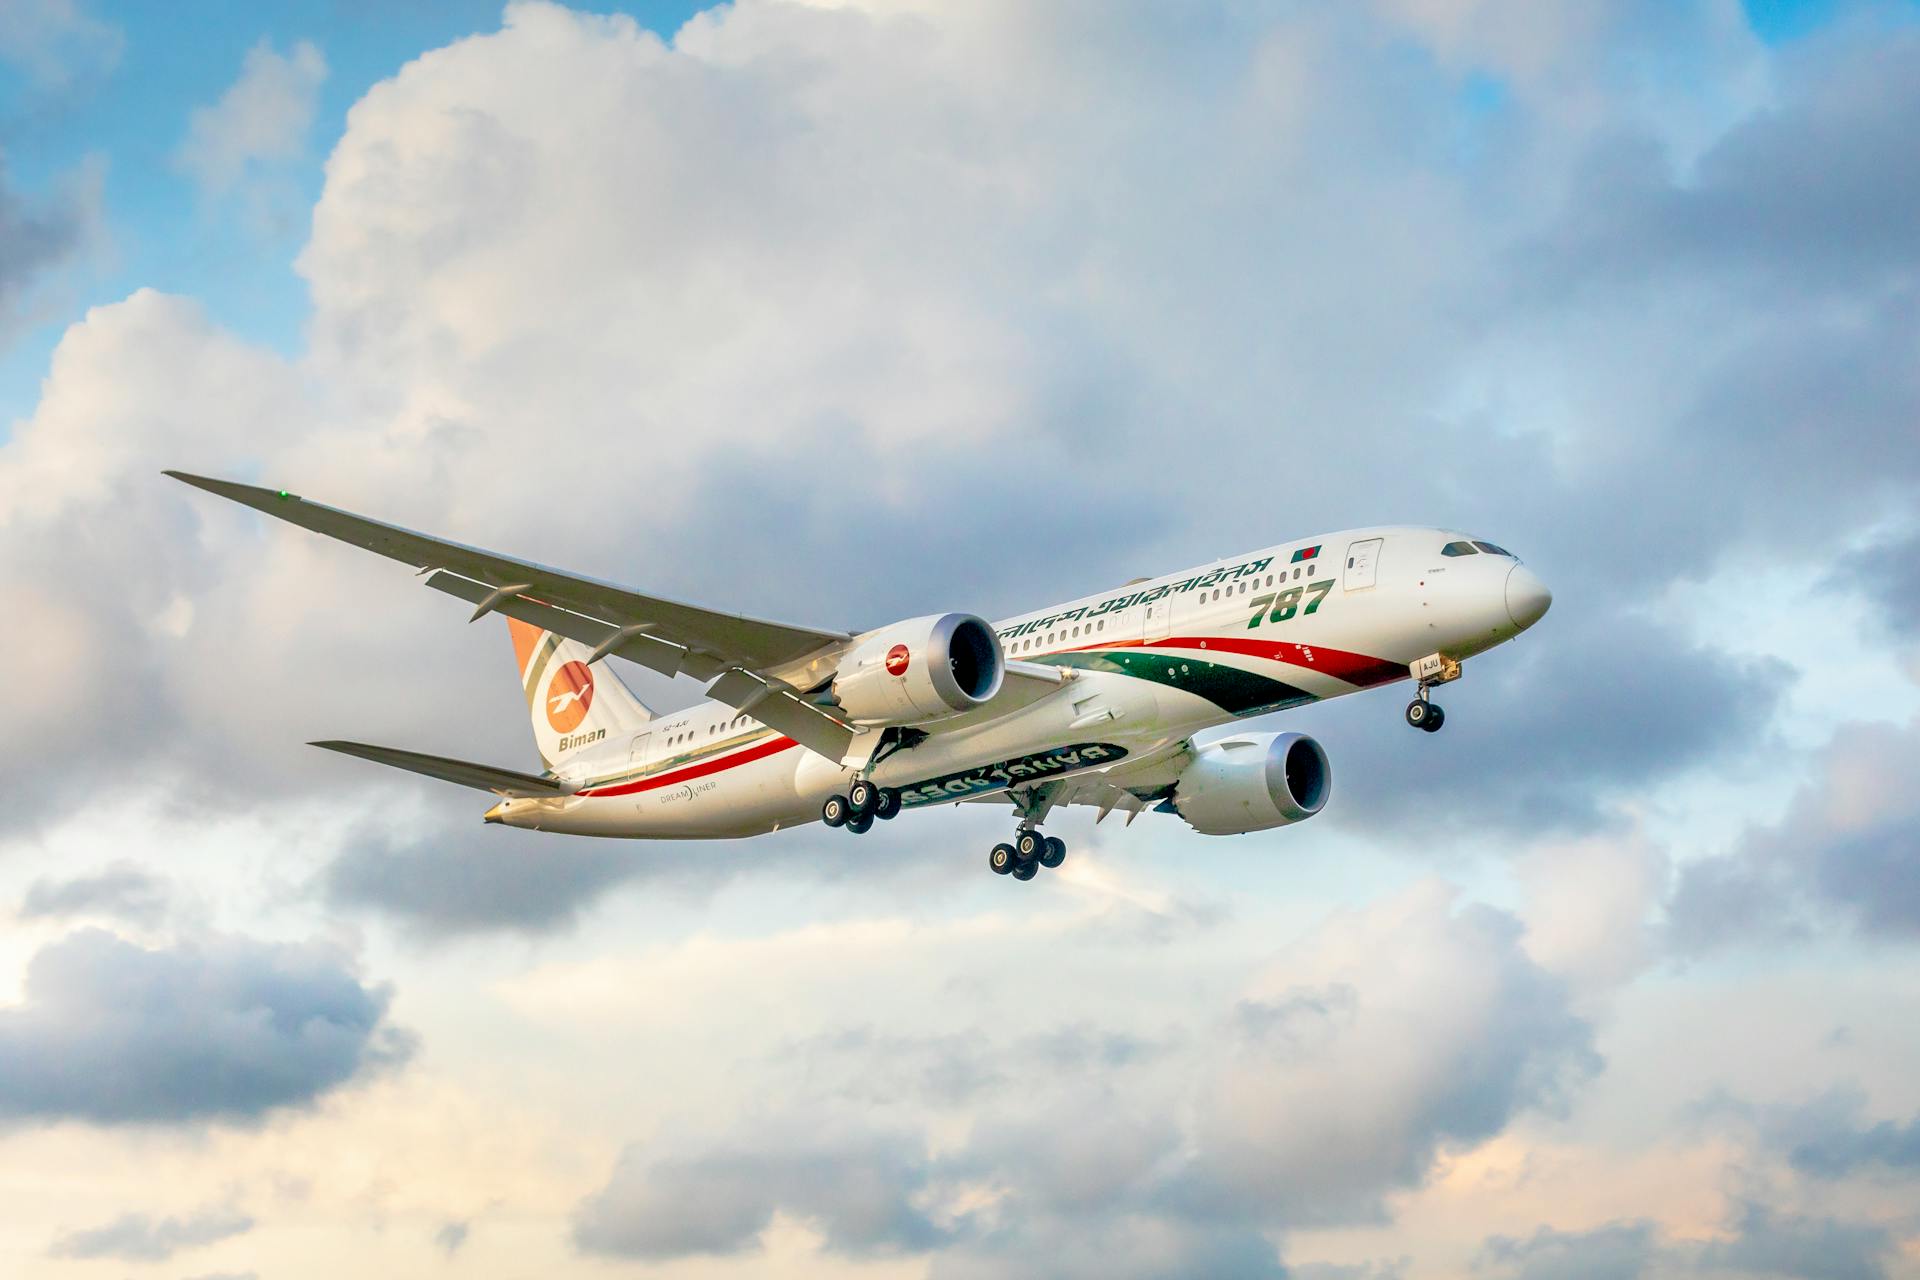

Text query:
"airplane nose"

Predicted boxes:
[[1505, 563, 1552, 631]]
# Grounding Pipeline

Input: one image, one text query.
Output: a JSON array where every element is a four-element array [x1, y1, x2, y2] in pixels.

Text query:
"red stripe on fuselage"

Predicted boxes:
[[577, 735, 801, 798]]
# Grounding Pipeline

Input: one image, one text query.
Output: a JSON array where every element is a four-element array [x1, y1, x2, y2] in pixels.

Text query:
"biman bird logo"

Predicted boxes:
[[885, 644, 911, 677], [545, 660, 596, 733]]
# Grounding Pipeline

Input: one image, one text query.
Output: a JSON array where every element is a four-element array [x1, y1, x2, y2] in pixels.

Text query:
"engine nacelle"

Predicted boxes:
[[1168, 732, 1331, 835], [831, 613, 1004, 727]]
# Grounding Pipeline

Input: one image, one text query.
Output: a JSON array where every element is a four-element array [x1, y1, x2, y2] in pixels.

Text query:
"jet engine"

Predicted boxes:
[[831, 613, 1004, 727], [1167, 732, 1331, 835]]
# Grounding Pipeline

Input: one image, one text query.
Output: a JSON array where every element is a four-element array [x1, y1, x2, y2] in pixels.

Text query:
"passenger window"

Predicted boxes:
[[1307, 565, 1315, 577], [1441, 541, 1477, 557]]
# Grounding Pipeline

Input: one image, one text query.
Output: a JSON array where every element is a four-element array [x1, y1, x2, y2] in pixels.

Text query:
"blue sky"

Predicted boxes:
[[0, 1, 709, 427], [3, 2, 1920, 1278]]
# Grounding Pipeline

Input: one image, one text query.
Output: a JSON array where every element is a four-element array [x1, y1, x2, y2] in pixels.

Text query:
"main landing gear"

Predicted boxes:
[[990, 827, 1066, 881], [821, 781, 902, 835]]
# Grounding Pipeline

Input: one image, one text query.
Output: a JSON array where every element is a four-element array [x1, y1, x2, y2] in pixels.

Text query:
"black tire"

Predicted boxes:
[[848, 779, 879, 815], [989, 843, 1016, 874], [1016, 830, 1045, 861], [846, 812, 874, 835], [822, 795, 850, 828], [1405, 700, 1430, 729], [1421, 704, 1446, 733], [873, 789, 901, 820], [1011, 860, 1038, 881], [1040, 836, 1066, 869]]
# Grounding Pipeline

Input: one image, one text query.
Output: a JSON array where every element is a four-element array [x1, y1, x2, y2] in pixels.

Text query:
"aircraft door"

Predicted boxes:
[[629, 732, 652, 773], [1343, 538, 1383, 591], [1142, 595, 1174, 641]]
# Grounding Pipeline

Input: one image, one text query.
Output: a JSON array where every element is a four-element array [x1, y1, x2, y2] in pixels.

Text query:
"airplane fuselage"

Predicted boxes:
[[485, 526, 1549, 839]]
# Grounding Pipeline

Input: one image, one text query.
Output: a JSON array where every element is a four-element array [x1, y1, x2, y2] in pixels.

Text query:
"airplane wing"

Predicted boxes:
[[311, 740, 570, 797], [166, 471, 864, 758]]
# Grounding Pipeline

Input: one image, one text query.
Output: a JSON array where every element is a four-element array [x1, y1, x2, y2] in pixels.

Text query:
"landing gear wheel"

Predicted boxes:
[[846, 812, 874, 835], [1011, 860, 1038, 881], [1420, 703, 1445, 733], [822, 794, 850, 828], [873, 789, 901, 820], [989, 843, 1016, 874], [1405, 699, 1433, 730], [1040, 836, 1066, 869], [1015, 829, 1046, 862], [848, 778, 880, 815]]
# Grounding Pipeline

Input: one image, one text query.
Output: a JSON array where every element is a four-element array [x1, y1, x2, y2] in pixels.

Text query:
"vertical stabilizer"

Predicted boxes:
[[508, 619, 654, 766]]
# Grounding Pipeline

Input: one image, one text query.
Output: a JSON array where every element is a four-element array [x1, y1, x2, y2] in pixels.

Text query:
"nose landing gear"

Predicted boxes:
[[1406, 696, 1445, 733], [1406, 653, 1460, 733]]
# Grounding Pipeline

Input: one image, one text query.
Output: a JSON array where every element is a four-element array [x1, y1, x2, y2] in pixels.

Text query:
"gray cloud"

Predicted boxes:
[[1476, 1202, 1897, 1280], [573, 1123, 947, 1261], [321, 820, 651, 937], [1667, 720, 1920, 951], [1836, 529, 1920, 640], [50, 1204, 252, 1262], [434, 1218, 470, 1256], [19, 862, 171, 927], [0, 927, 412, 1124], [0, 155, 92, 342], [1717, 1086, 1920, 1181]]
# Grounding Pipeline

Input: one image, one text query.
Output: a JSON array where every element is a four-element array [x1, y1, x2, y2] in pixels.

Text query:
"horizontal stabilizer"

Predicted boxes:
[[310, 740, 570, 797]]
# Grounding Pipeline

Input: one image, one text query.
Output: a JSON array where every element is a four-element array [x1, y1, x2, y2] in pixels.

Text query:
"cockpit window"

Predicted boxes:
[[1440, 541, 1478, 557], [1472, 541, 1513, 557]]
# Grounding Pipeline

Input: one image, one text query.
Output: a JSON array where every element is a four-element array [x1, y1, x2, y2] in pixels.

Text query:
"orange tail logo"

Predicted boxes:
[[545, 661, 596, 732]]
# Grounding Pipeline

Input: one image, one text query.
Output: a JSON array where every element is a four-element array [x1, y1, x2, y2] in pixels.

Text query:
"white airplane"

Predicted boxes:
[[168, 472, 1550, 880]]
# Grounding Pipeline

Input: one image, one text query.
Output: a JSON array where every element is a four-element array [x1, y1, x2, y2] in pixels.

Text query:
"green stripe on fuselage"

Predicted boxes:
[[1032, 648, 1316, 716]]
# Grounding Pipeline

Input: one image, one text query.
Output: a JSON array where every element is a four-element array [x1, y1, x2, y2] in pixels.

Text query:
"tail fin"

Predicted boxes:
[[508, 618, 654, 766]]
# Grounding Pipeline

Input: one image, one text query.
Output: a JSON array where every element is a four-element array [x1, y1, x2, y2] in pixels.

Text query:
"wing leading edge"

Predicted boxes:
[[166, 471, 863, 758]]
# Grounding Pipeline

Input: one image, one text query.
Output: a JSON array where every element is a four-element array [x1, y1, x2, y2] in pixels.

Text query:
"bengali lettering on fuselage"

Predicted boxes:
[[996, 553, 1279, 641]]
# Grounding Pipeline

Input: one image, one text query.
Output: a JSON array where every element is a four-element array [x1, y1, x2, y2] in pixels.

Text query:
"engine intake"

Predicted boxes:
[[1169, 732, 1330, 835], [831, 613, 1004, 727]]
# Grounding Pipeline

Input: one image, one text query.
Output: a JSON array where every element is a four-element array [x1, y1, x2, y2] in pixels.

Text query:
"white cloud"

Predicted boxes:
[[0, 0, 121, 86], [175, 39, 328, 198]]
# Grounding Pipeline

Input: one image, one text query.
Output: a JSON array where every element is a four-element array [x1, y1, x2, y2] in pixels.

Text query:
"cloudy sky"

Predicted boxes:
[[3, 0, 1919, 1275]]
